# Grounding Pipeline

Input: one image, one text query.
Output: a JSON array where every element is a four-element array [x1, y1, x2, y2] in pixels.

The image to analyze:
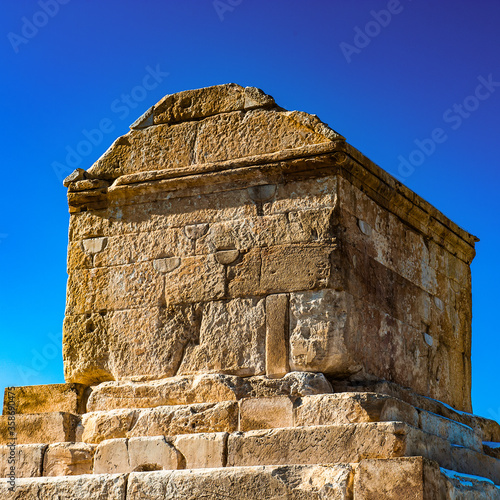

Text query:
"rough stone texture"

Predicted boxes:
[[86, 371, 332, 412], [330, 379, 500, 443], [228, 422, 411, 468], [126, 465, 353, 499], [2, 83, 497, 499], [94, 436, 179, 474], [176, 298, 266, 377], [0, 474, 127, 499], [43, 443, 95, 476], [239, 397, 294, 432], [63, 86, 476, 411], [354, 457, 441, 499], [81, 401, 238, 444], [0, 412, 79, 445], [174, 432, 227, 469], [354, 457, 500, 499], [0, 444, 45, 478], [227, 421, 500, 485], [2, 383, 88, 415], [265, 294, 289, 378], [294, 393, 482, 452]]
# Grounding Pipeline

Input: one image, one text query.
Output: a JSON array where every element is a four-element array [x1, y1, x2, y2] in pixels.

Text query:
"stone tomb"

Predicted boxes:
[[64, 83, 475, 412], [1, 84, 498, 499]]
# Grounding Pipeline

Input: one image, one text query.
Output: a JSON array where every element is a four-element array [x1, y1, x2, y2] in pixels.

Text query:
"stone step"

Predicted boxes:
[[3, 421, 498, 485], [332, 378, 500, 443], [80, 392, 484, 452], [6, 374, 499, 446], [224, 422, 500, 485], [0, 412, 79, 446], [0, 392, 486, 453], [1, 458, 499, 499], [3, 384, 89, 415], [2, 372, 332, 415]]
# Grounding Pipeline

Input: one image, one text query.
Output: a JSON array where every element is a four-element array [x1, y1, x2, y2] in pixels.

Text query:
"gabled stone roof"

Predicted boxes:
[[87, 83, 344, 180]]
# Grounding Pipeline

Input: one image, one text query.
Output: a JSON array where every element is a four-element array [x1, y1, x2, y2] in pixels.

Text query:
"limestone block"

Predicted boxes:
[[259, 244, 333, 294], [128, 436, 180, 472], [43, 442, 96, 476], [87, 121, 198, 180], [68, 227, 193, 271], [227, 422, 414, 467], [265, 294, 289, 378], [94, 436, 179, 474], [227, 421, 487, 474], [0, 412, 79, 445], [418, 409, 482, 452], [177, 298, 266, 377], [227, 244, 335, 298], [195, 109, 336, 164], [81, 408, 136, 444], [353, 457, 443, 500], [330, 379, 500, 444], [174, 432, 227, 469], [81, 402, 238, 444], [2, 383, 88, 415], [0, 444, 45, 478], [63, 304, 200, 384], [196, 208, 337, 256], [450, 445, 500, 486], [289, 289, 359, 375], [439, 468, 500, 499], [66, 261, 163, 315], [294, 393, 419, 428], [263, 175, 339, 215], [92, 438, 128, 474], [239, 397, 294, 432], [150, 84, 275, 126], [86, 372, 332, 412], [126, 465, 353, 499], [163, 254, 225, 305], [129, 402, 238, 441], [0, 474, 128, 499], [354, 458, 500, 499]]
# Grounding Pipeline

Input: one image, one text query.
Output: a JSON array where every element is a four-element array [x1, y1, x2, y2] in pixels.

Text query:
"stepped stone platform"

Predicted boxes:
[[1, 84, 498, 498]]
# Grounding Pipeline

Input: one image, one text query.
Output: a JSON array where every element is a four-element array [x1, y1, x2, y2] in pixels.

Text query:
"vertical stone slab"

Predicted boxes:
[[265, 294, 289, 378]]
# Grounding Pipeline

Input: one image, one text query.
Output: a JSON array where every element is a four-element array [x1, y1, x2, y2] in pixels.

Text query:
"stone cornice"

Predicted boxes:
[[67, 140, 477, 264]]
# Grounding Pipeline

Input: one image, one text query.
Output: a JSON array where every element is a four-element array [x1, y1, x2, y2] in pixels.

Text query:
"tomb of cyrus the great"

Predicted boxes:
[[1, 84, 499, 499]]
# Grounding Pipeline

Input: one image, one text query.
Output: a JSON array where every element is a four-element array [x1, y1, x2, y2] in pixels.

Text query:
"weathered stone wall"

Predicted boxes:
[[62, 84, 476, 412]]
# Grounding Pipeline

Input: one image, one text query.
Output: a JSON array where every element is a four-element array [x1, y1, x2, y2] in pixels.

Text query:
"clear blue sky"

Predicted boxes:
[[0, 1, 498, 420]]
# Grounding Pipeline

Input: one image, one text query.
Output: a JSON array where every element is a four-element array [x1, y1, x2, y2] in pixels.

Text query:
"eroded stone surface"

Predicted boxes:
[[43, 443, 95, 476], [174, 432, 227, 469], [126, 465, 353, 499], [86, 372, 332, 412], [94, 436, 179, 474], [0, 474, 127, 499], [3, 384, 88, 415], [63, 84, 479, 412], [0, 413, 79, 445], [0, 444, 45, 478], [81, 401, 238, 444]]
